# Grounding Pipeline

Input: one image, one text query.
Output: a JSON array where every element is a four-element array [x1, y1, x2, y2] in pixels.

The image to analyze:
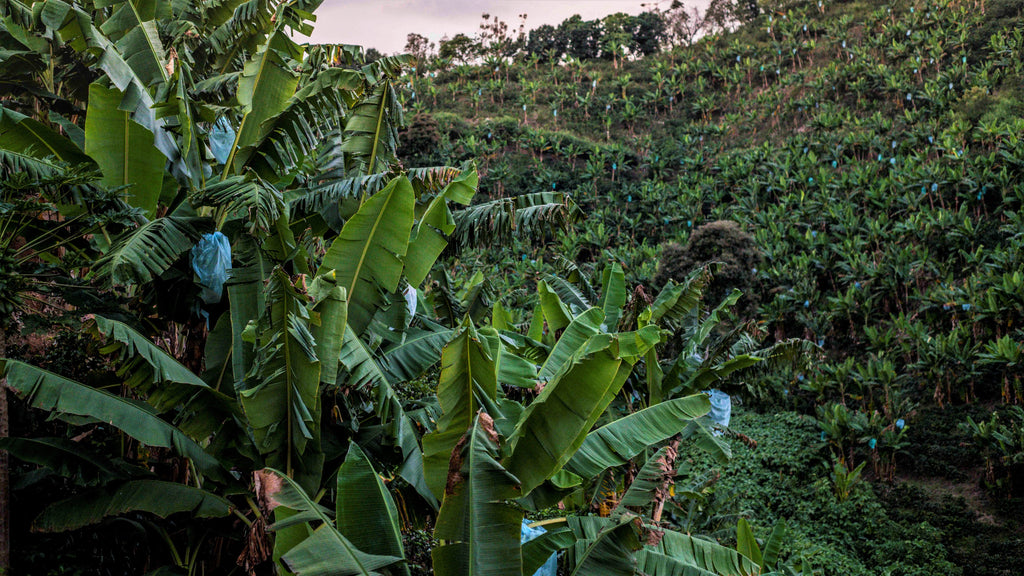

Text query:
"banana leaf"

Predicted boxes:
[[33, 480, 233, 532], [432, 413, 523, 576], [567, 394, 711, 478], [0, 359, 227, 482]]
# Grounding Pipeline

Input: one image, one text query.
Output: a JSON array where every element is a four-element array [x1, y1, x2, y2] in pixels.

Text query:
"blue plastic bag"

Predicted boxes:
[[209, 118, 236, 165], [521, 520, 557, 576], [706, 389, 732, 428], [191, 231, 231, 304]]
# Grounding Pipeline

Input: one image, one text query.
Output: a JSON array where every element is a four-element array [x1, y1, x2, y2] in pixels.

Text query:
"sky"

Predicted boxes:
[[306, 0, 671, 55]]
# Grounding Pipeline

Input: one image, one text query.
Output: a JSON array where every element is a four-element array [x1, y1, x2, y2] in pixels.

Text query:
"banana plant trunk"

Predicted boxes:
[[0, 324, 9, 574]]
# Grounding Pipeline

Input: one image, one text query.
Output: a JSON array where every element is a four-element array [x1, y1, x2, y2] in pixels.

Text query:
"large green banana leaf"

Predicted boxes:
[[84, 82, 166, 217], [736, 518, 763, 568], [507, 331, 658, 496], [239, 269, 323, 491], [226, 246, 270, 389], [537, 279, 573, 333], [260, 469, 403, 576], [567, 394, 711, 478], [432, 413, 523, 576], [336, 442, 410, 576], [538, 307, 604, 381], [422, 320, 498, 498], [599, 263, 628, 329], [317, 175, 415, 335], [0, 105, 91, 165], [32, 480, 233, 533], [0, 360, 226, 481], [307, 272, 348, 388]]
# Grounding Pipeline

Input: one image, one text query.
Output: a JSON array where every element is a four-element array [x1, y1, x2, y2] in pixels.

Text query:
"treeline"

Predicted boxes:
[[400, 0, 768, 69]]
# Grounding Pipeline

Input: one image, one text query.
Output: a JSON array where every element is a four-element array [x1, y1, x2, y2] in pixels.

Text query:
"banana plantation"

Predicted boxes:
[[1, 0, 1023, 574]]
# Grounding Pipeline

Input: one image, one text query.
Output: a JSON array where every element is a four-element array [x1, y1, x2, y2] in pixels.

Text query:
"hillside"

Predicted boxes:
[[401, 0, 1024, 573]]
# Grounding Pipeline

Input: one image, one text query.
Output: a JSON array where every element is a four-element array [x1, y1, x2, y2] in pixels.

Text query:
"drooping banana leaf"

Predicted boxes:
[[639, 528, 758, 576], [224, 30, 304, 173], [317, 175, 415, 336], [432, 413, 523, 576], [94, 216, 206, 287], [542, 273, 592, 318], [647, 269, 711, 326], [261, 468, 403, 576], [191, 173, 285, 235], [381, 327, 453, 383], [451, 192, 580, 250], [0, 104, 91, 165], [0, 437, 126, 486], [616, 444, 677, 510], [33, 480, 233, 533], [567, 394, 711, 479], [0, 360, 227, 481], [681, 419, 732, 465], [422, 319, 498, 498], [85, 316, 225, 411], [522, 525, 574, 576], [336, 442, 410, 576], [244, 66, 364, 178]]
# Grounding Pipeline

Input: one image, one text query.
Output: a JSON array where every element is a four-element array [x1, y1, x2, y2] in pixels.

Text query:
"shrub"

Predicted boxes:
[[653, 220, 762, 317], [399, 113, 443, 165]]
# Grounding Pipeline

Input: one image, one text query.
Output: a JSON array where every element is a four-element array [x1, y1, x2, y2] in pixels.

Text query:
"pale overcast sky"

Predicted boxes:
[[306, 0, 678, 54]]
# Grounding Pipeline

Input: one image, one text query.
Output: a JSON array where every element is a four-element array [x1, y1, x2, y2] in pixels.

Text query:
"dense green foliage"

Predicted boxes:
[[3, 0, 1024, 574]]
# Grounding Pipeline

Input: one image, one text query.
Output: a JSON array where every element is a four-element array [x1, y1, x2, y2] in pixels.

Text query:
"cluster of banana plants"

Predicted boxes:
[[0, 1, 818, 574]]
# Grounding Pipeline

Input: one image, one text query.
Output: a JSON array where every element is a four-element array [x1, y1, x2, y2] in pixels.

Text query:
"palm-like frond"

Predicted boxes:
[[451, 192, 581, 251], [94, 216, 207, 286], [340, 79, 404, 176], [192, 173, 283, 233], [241, 67, 364, 178]]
